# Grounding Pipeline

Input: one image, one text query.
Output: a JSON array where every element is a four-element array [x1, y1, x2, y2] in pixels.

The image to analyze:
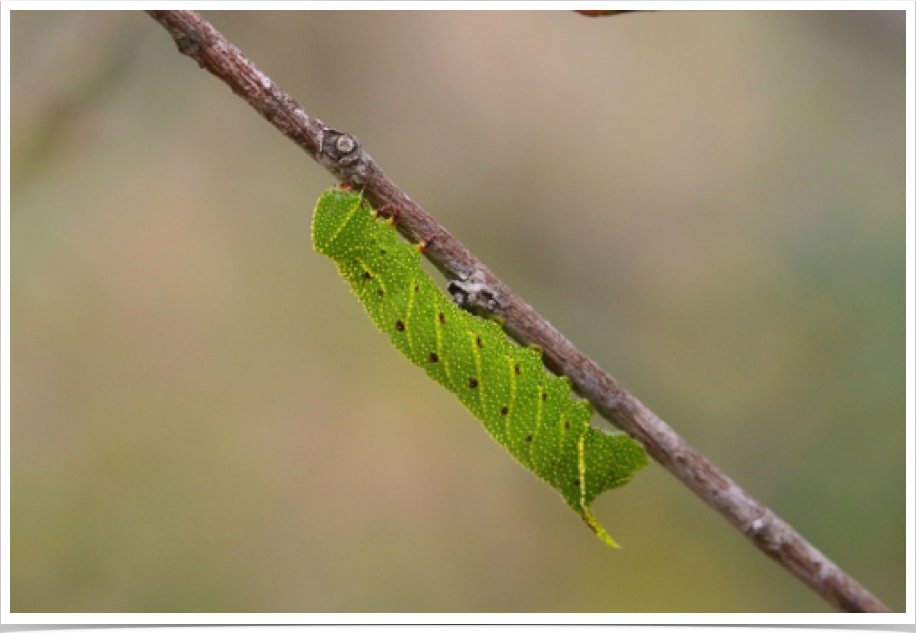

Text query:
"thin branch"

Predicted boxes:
[[575, 10, 648, 17], [145, 10, 891, 614]]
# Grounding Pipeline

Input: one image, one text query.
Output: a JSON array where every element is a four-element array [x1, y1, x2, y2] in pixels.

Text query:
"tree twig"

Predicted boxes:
[[145, 10, 891, 613], [575, 10, 647, 17]]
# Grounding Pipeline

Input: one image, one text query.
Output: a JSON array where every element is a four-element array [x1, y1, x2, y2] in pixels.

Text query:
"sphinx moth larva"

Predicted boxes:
[[312, 187, 648, 547]]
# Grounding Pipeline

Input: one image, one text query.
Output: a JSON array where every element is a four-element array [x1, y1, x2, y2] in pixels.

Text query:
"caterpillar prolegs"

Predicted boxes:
[[312, 187, 648, 547]]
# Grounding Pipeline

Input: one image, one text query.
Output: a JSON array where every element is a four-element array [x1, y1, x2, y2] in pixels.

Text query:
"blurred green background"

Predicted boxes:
[[9, 10, 905, 612]]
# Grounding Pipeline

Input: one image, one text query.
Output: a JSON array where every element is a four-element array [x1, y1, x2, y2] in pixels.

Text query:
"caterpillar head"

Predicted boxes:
[[312, 187, 369, 258]]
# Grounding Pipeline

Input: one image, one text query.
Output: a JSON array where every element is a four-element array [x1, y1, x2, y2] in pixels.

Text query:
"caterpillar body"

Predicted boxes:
[[312, 187, 648, 547]]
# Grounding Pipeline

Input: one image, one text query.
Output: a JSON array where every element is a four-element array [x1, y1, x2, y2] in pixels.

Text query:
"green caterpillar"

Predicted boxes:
[[312, 186, 648, 547]]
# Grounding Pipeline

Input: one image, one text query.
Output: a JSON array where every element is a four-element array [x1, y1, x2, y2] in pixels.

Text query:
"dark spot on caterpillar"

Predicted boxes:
[[515, 365, 520, 375], [564, 421, 569, 429], [526, 435, 532, 442], [396, 321, 405, 332], [477, 337, 482, 348], [439, 312, 445, 324], [414, 285, 419, 292], [469, 378, 478, 389], [352, 259, 359, 265], [573, 479, 580, 487], [501, 407, 508, 415], [542, 393, 548, 402], [380, 249, 386, 255], [362, 272, 371, 280], [377, 290, 384, 296], [429, 353, 439, 363]]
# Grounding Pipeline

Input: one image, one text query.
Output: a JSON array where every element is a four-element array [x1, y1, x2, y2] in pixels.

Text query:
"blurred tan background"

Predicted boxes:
[[10, 10, 905, 612]]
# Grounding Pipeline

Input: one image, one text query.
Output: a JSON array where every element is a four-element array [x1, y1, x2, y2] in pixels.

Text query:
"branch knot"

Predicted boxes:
[[321, 130, 360, 164]]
